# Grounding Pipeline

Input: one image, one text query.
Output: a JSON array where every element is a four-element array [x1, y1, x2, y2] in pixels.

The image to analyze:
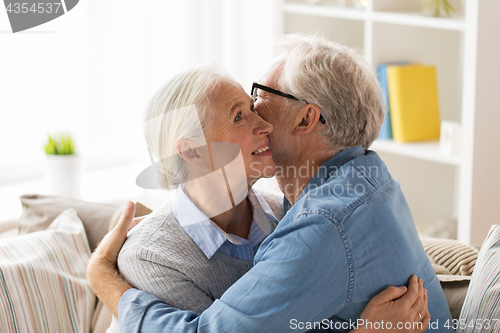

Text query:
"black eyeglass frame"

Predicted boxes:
[[251, 82, 326, 124]]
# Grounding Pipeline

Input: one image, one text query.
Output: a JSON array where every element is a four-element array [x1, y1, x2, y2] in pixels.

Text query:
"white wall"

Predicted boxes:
[[0, 0, 281, 186], [466, 0, 500, 245]]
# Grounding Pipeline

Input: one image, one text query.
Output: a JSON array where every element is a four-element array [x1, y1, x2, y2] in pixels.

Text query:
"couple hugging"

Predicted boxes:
[[87, 34, 453, 333]]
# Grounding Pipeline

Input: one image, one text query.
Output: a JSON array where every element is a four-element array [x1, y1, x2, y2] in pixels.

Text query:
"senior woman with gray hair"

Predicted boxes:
[[105, 64, 281, 332], [96, 63, 430, 333]]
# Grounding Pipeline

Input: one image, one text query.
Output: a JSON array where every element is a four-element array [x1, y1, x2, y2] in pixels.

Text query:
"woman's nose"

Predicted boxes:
[[253, 112, 273, 136]]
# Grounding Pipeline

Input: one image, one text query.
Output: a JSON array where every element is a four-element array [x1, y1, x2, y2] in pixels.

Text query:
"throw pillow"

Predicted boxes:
[[421, 237, 479, 276], [0, 208, 96, 333], [457, 225, 500, 332], [107, 202, 153, 232], [18, 194, 119, 251]]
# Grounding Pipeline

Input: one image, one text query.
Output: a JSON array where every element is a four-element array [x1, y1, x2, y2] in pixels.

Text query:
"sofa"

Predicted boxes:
[[0, 194, 498, 333], [0, 194, 152, 333]]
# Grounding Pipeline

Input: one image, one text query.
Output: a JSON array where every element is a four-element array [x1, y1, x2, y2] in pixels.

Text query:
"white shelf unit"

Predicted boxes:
[[281, 0, 500, 245], [371, 140, 461, 166], [284, 3, 466, 30]]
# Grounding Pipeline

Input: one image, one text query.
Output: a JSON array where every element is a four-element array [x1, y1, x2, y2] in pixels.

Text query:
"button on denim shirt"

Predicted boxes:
[[119, 146, 453, 333]]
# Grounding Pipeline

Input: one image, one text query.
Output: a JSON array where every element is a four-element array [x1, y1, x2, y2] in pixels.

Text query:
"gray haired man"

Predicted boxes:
[[88, 34, 451, 332]]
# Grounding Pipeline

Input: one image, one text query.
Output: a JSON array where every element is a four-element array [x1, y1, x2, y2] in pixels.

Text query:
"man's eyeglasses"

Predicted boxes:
[[251, 82, 326, 124]]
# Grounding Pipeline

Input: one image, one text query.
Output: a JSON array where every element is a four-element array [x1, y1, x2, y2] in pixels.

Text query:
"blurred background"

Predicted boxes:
[[1, 0, 499, 245], [0, 0, 282, 219]]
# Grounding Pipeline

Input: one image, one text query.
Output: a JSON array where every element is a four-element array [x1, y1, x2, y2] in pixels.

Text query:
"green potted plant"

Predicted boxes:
[[420, 0, 455, 17], [43, 132, 81, 197], [44, 132, 76, 155]]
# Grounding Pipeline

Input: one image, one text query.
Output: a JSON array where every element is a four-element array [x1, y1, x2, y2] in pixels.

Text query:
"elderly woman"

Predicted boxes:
[[100, 64, 429, 333], [120, 64, 280, 310], [104, 64, 282, 332]]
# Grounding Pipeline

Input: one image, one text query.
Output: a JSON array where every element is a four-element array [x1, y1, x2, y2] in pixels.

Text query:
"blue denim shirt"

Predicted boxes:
[[119, 146, 453, 332]]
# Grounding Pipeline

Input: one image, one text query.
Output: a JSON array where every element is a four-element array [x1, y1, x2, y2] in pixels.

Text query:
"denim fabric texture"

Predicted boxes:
[[119, 146, 453, 332]]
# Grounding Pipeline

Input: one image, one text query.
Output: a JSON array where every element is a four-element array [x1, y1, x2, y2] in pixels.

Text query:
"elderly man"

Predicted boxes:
[[88, 34, 453, 332]]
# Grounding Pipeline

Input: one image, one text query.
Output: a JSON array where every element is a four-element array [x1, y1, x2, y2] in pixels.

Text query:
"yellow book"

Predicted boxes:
[[386, 64, 441, 142]]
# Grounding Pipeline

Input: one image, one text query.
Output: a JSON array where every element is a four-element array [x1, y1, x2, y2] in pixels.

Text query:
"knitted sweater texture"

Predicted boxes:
[[117, 190, 283, 315]]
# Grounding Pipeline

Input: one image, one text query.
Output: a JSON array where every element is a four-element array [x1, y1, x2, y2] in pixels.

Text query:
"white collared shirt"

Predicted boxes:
[[171, 186, 278, 261]]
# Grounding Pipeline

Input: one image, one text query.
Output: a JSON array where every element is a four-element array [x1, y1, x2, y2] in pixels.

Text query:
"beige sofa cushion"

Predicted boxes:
[[18, 194, 119, 252], [421, 237, 479, 276], [107, 202, 153, 232], [0, 228, 18, 240], [0, 218, 17, 234], [421, 237, 479, 320]]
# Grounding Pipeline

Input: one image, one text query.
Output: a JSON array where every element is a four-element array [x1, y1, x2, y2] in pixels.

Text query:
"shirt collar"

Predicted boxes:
[[283, 146, 366, 214], [172, 186, 278, 259]]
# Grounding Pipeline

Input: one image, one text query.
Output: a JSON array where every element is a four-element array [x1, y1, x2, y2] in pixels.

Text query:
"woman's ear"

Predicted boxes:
[[293, 103, 323, 137], [175, 139, 210, 170]]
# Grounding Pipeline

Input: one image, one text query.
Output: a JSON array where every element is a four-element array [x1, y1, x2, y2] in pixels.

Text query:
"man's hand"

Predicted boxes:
[[355, 275, 430, 332], [86, 201, 146, 317]]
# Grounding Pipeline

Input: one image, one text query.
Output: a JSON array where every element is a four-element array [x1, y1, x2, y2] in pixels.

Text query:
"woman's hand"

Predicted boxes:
[[354, 275, 430, 332], [86, 201, 146, 317]]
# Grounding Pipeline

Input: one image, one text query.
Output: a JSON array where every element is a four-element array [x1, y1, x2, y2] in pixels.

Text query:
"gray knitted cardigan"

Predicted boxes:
[[117, 190, 283, 315]]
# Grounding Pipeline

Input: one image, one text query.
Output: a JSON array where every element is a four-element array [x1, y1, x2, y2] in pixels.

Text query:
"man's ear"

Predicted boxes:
[[175, 139, 210, 170], [293, 104, 323, 137]]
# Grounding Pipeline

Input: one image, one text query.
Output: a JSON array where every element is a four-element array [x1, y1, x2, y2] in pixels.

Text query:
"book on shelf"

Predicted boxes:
[[386, 64, 441, 143], [376, 61, 410, 140], [377, 63, 393, 139]]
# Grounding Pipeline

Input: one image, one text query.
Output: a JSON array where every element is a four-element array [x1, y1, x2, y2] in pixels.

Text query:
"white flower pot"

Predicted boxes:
[[43, 155, 82, 197]]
